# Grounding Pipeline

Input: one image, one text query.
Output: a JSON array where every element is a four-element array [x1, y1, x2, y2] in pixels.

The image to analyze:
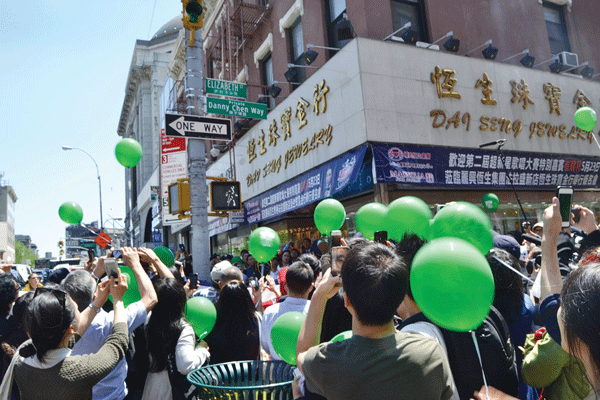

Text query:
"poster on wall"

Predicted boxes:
[[372, 143, 600, 189], [160, 129, 189, 226], [244, 145, 368, 224]]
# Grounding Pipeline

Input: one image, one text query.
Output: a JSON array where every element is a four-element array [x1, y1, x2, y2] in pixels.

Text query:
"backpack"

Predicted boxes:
[[401, 306, 519, 400]]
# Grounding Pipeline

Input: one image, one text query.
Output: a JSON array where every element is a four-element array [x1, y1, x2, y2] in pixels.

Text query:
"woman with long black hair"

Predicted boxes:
[[204, 280, 260, 364], [141, 277, 209, 400], [5, 275, 128, 400]]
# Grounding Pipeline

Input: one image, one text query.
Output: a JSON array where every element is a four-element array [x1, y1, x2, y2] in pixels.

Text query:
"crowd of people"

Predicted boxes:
[[0, 195, 599, 399]]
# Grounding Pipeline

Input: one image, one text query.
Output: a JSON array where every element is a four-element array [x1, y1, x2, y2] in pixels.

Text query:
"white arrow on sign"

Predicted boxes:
[[168, 116, 229, 137]]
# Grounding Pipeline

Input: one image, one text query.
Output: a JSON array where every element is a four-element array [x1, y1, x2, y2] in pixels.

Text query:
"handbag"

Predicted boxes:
[[166, 352, 199, 400]]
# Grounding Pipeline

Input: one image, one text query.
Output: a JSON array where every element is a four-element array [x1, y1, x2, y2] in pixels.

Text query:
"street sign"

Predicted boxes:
[[80, 241, 96, 249], [165, 113, 232, 140], [95, 231, 112, 249], [205, 78, 247, 99], [206, 97, 268, 120]]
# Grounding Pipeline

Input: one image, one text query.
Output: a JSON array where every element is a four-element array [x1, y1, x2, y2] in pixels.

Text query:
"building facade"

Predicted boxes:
[[118, 17, 184, 248], [188, 0, 600, 253], [0, 179, 18, 263]]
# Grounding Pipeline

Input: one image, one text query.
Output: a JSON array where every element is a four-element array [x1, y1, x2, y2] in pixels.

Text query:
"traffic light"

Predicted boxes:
[[168, 179, 191, 216], [58, 240, 65, 256], [210, 181, 242, 212], [182, 0, 204, 46]]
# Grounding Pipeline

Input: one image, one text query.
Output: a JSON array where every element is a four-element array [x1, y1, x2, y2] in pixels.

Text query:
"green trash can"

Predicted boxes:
[[188, 360, 295, 400]]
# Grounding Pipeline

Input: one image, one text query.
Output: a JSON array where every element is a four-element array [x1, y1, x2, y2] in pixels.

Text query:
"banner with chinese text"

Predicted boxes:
[[244, 145, 368, 224], [373, 143, 600, 189]]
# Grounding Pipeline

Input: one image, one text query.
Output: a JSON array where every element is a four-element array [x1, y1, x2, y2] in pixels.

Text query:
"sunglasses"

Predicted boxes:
[[34, 287, 67, 327]]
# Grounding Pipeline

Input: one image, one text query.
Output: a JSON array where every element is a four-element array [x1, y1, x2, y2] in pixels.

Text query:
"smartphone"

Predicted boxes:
[[87, 249, 96, 262], [374, 231, 387, 245], [112, 249, 122, 259], [104, 257, 120, 279], [189, 273, 198, 289], [331, 230, 342, 247], [572, 208, 582, 224], [556, 186, 574, 228], [331, 246, 349, 277]]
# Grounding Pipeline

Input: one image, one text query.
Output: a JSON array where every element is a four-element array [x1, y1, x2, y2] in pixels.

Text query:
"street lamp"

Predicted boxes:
[[62, 146, 104, 230]]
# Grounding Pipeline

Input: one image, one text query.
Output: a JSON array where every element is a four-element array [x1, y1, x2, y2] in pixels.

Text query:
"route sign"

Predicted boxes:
[[205, 78, 247, 98], [165, 113, 232, 140], [206, 97, 268, 120]]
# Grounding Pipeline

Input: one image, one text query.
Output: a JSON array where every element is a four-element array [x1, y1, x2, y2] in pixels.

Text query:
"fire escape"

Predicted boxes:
[[206, 1, 272, 83]]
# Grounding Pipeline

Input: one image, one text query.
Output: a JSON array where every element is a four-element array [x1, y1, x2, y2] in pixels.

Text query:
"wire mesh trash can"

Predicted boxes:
[[188, 360, 295, 400]]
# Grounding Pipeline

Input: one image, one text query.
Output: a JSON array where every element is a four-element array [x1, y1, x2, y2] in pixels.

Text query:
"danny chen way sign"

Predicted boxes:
[[165, 113, 232, 140], [206, 97, 268, 120], [205, 78, 247, 99]]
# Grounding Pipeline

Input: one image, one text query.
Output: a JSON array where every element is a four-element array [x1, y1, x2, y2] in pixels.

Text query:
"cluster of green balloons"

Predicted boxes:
[[185, 296, 217, 340], [574, 107, 597, 132], [248, 227, 281, 263], [270, 311, 306, 365], [353, 197, 496, 332], [115, 138, 143, 168], [58, 201, 84, 225], [354, 197, 431, 241]]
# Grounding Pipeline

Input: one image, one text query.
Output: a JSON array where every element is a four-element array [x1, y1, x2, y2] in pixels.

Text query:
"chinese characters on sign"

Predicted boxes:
[[427, 66, 597, 144], [373, 143, 600, 189], [246, 80, 334, 188]]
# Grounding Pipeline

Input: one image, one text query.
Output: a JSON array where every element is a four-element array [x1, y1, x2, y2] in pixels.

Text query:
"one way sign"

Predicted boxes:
[[165, 113, 232, 141]]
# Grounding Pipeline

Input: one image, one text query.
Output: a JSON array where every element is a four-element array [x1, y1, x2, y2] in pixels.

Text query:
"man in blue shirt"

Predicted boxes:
[[62, 247, 158, 400]]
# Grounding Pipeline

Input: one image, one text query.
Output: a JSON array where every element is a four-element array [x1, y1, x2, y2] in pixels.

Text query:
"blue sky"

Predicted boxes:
[[0, 0, 182, 257]]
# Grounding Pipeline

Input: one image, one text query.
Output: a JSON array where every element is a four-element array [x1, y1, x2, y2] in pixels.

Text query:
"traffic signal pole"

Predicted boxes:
[[185, 28, 211, 282]]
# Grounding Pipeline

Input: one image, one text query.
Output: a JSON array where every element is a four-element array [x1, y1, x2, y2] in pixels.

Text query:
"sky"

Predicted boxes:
[[0, 0, 183, 258]]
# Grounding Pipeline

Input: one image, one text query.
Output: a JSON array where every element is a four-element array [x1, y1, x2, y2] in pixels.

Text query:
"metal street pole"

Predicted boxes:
[[185, 29, 210, 281], [62, 146, 104, 230]]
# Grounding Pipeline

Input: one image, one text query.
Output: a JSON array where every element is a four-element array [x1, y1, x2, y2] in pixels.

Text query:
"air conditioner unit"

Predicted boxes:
[[556, 51, 578, 69]]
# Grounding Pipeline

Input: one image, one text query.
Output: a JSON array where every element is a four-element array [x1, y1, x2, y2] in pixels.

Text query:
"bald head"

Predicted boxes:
[[220, 266, 244, 287]]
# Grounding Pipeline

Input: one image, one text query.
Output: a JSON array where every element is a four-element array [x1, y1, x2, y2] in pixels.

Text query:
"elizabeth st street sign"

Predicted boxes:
[[205, 78, 247, 99], [165, 113, 232, 140]]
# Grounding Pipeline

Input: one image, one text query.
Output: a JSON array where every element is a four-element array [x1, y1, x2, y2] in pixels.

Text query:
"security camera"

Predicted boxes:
[[210, 147, 220, 158]]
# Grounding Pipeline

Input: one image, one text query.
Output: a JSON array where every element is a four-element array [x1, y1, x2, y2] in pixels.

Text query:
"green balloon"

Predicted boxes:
[[153, 246, 175, 267], [385, 196, 432, 241], [482, 193, 500, 212], [58, 202, 83, 225], [115, 138, 143, 168], [271, 311, 306, 365], [248, 227, 281, 263], [314, 199, 346, 235], [355, 203, 388, 240], [185, 296, 217, 340], [331, 330, 353, 342], [109, 265, 141, 307], [411, 237, 495, 332], [574, 107, 597, 132], [430, 202, 493, 255]]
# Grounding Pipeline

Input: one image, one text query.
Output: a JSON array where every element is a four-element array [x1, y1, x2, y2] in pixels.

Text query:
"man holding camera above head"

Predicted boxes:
[[296, 242, 455, 400]]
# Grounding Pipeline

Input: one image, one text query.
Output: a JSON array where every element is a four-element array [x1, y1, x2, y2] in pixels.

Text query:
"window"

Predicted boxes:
[[326, 0, 350, 50], [261, 53, 274, 109], [288, 17, 306, 84], [390, 0, 429, 43], [543, 2, 571, 54]]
